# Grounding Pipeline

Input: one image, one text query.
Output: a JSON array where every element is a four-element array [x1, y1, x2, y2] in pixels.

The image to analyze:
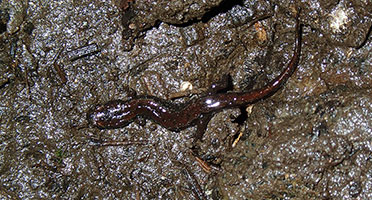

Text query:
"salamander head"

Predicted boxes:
[[87, 104, 107, 129], [87, 100, 132, 129]]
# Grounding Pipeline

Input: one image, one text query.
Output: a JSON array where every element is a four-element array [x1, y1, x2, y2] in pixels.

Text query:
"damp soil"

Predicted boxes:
[[1, 0, 372, 199]]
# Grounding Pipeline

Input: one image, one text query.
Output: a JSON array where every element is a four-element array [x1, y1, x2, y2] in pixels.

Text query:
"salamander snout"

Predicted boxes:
[[87, 105, 103, 128], [87, 100, 133, 129]]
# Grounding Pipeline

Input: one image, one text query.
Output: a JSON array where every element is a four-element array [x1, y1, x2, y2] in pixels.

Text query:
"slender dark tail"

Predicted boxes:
[[267, 17, 302, 92], [242, 15, 303, 101]]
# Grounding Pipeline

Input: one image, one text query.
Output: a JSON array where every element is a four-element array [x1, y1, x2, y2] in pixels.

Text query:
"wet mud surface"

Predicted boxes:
[[1, 0, 372, 199]]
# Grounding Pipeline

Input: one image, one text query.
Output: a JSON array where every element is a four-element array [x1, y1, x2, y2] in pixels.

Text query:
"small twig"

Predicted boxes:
[[195, 156, 212, 174], [181, 167, 207, 200], [95, 140, 149, 147], [52, 47, 67, 84], [232, 126, 245, 148]]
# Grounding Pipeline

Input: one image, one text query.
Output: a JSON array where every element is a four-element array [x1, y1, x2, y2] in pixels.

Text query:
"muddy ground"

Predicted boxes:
[[1, 0, 372, 199]]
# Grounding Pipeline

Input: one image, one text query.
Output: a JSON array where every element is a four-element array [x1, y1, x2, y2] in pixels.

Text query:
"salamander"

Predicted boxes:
[[87, 19, 302, 140]]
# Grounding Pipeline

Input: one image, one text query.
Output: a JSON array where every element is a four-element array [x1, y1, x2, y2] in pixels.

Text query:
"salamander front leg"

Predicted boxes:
[[194, 113, 213, 142]]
